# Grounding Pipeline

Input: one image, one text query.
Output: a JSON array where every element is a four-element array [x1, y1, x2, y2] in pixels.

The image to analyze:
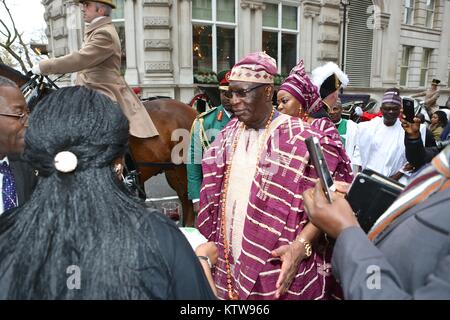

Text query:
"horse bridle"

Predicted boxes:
[[21, 73, 62, 111]]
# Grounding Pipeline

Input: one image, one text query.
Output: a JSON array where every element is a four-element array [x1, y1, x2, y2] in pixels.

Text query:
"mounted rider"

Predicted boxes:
[[31, 0, 158, 138]]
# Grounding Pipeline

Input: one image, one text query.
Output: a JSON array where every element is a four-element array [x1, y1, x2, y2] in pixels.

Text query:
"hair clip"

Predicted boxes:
[[54, 151, 78, 173]]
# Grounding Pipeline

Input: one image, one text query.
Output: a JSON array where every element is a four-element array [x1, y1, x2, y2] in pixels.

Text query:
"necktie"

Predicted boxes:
[[0, 161, 18, 212]]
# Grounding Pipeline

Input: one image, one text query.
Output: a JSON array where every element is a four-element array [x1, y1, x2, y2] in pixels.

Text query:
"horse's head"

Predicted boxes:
[[0, 63, 57, 111], [0, 63, 30, 87]]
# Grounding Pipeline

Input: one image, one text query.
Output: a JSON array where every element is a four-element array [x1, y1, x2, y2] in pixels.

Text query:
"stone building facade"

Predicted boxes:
[[42, 0, 450, 104]]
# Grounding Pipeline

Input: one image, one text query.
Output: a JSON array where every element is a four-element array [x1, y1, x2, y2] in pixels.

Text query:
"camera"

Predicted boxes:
[[436, 139, 450, 150]]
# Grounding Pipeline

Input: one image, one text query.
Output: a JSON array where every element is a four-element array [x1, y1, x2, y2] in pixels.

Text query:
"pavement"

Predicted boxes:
[[143, 172, 183, 224]]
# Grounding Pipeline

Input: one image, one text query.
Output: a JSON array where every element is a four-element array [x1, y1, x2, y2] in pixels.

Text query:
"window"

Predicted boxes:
[[420, 48, 432, 87], [448, 70, 450, 89], [192, 0, 236, 75], [425, 0, 435, 28], [400, 46, 413, 86], [110, 0, 125, 74], [262, 3, 299, 76], [404, 0, 414, 25]]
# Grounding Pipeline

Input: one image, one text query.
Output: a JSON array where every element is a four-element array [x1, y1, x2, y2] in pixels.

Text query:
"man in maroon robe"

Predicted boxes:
[[196, 52, 353, 300]]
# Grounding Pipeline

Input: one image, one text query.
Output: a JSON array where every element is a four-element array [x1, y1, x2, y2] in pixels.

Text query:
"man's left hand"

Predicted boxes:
[[271, 241, 305, 298], [400, 115, 421, 139], [303, 182, 359, 239]]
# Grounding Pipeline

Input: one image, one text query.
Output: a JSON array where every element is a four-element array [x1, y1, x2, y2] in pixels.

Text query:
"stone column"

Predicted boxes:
[[43, 0, 75, 84], [413, 0, 426, 27], [176, 0, 194, 103], [135, 0, 145, 84], [381, 0, 403, 86], [371, 12, 390, 87], [437, 0, 450, 86], [301, 1, 321, 72], [124, 0, 139, 85], [142, 0, 174, 92], [316, 0, 340, 66], [65, 0, 83, 84], [239, 0, 265, 57]]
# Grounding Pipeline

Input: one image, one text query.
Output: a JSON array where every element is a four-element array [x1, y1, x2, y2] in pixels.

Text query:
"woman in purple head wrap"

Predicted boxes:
[[277, 60, 344, 143], [277, 60, 323, 120], [270, 61, 353, 300]]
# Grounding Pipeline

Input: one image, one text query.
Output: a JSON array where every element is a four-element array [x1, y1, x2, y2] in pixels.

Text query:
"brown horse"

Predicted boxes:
[[0, 63, 198, 226], [129, 99, 197, 226]]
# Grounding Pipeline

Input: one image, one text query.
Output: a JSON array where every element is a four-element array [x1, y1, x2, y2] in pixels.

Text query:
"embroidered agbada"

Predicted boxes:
[[197, 115, 353, 300]]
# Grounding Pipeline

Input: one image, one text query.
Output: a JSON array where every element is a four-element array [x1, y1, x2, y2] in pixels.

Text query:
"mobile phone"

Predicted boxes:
[[346, 169, 404, 232], [402, 97, 415, 123], [305, 136, 335, 203]]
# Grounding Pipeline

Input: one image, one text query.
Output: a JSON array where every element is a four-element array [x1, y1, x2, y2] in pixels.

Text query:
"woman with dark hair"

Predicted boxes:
[[430, 110, 448, 141], [0, 86, 215, 299], [272, 60, 353, 299]]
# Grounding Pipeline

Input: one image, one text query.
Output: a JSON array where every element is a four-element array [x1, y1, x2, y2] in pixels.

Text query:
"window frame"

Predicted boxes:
[[262, 3, 300, 75], [400, 46, 413, 87], [425, 0, 435, 29], [419, 48, 432, 87], [191, 0, 238, 73], [403, 0, 414, 25]]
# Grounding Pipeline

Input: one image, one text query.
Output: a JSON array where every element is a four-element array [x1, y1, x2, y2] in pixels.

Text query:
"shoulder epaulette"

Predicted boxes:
[[190, 117, 211, 151], [196, 106, 218, 119]]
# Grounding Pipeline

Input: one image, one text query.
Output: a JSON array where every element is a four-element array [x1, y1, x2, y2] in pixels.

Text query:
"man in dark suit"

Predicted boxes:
[[303, 145, 450, 299], [0, 76, 37, 215]]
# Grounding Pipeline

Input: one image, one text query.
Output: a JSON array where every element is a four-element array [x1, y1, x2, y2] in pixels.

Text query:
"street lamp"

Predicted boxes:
[[340, 0, 350, 94]]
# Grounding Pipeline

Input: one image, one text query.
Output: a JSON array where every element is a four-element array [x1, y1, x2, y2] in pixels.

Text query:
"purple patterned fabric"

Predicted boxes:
[[229, 52, 278, 84], [279, 60, 323, 114], [197, 116, 353, 300]]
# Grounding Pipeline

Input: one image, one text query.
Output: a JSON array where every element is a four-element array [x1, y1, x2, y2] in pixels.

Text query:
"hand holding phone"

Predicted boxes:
[[305, 136, 335, 203], [402, 97, 415, 123]]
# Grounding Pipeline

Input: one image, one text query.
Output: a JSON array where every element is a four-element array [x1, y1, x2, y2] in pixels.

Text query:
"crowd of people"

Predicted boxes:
[[0, 0, 449, 300]]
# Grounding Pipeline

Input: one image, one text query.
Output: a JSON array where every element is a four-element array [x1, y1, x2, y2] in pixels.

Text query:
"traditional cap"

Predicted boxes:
[[382, 88, 402, 107], [77, 0, 116, 9], [311, 62, 349, 99], [217, 70, 231, 90], [229, 52, 277, 84], [432, 79, 441, 85], [279, 60, 323, 114]]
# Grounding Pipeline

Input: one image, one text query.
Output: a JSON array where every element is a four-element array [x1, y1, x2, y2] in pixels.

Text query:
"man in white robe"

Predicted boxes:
[[356, 88, 426, 179]]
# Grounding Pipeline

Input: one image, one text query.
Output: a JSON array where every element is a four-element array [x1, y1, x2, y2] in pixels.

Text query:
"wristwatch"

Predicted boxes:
[[297, 237, 312, 257], [197, 255, 212, 268]]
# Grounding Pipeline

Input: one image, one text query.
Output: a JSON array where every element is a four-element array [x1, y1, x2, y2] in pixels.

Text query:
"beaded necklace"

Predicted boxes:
[[219, 107, 276, 300]]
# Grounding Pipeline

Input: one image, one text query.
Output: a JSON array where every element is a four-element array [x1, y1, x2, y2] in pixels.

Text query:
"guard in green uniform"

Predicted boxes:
[[187, 70, 233, 212]]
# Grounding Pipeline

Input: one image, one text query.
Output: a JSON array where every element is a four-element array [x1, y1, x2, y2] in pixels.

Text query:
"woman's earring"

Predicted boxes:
[[299, 108, 309, 122], [114, 163, 123, 176], [302, 113, 309, 122]]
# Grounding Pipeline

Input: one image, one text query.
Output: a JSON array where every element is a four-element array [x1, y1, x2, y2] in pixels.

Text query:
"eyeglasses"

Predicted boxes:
[[223, 83, 267, 99], [0, 111, 30, 125]]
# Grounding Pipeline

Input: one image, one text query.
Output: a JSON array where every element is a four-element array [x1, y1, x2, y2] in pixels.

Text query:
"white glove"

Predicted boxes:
[[354, 106, 363, 117], [31, 64, 42, 75]]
